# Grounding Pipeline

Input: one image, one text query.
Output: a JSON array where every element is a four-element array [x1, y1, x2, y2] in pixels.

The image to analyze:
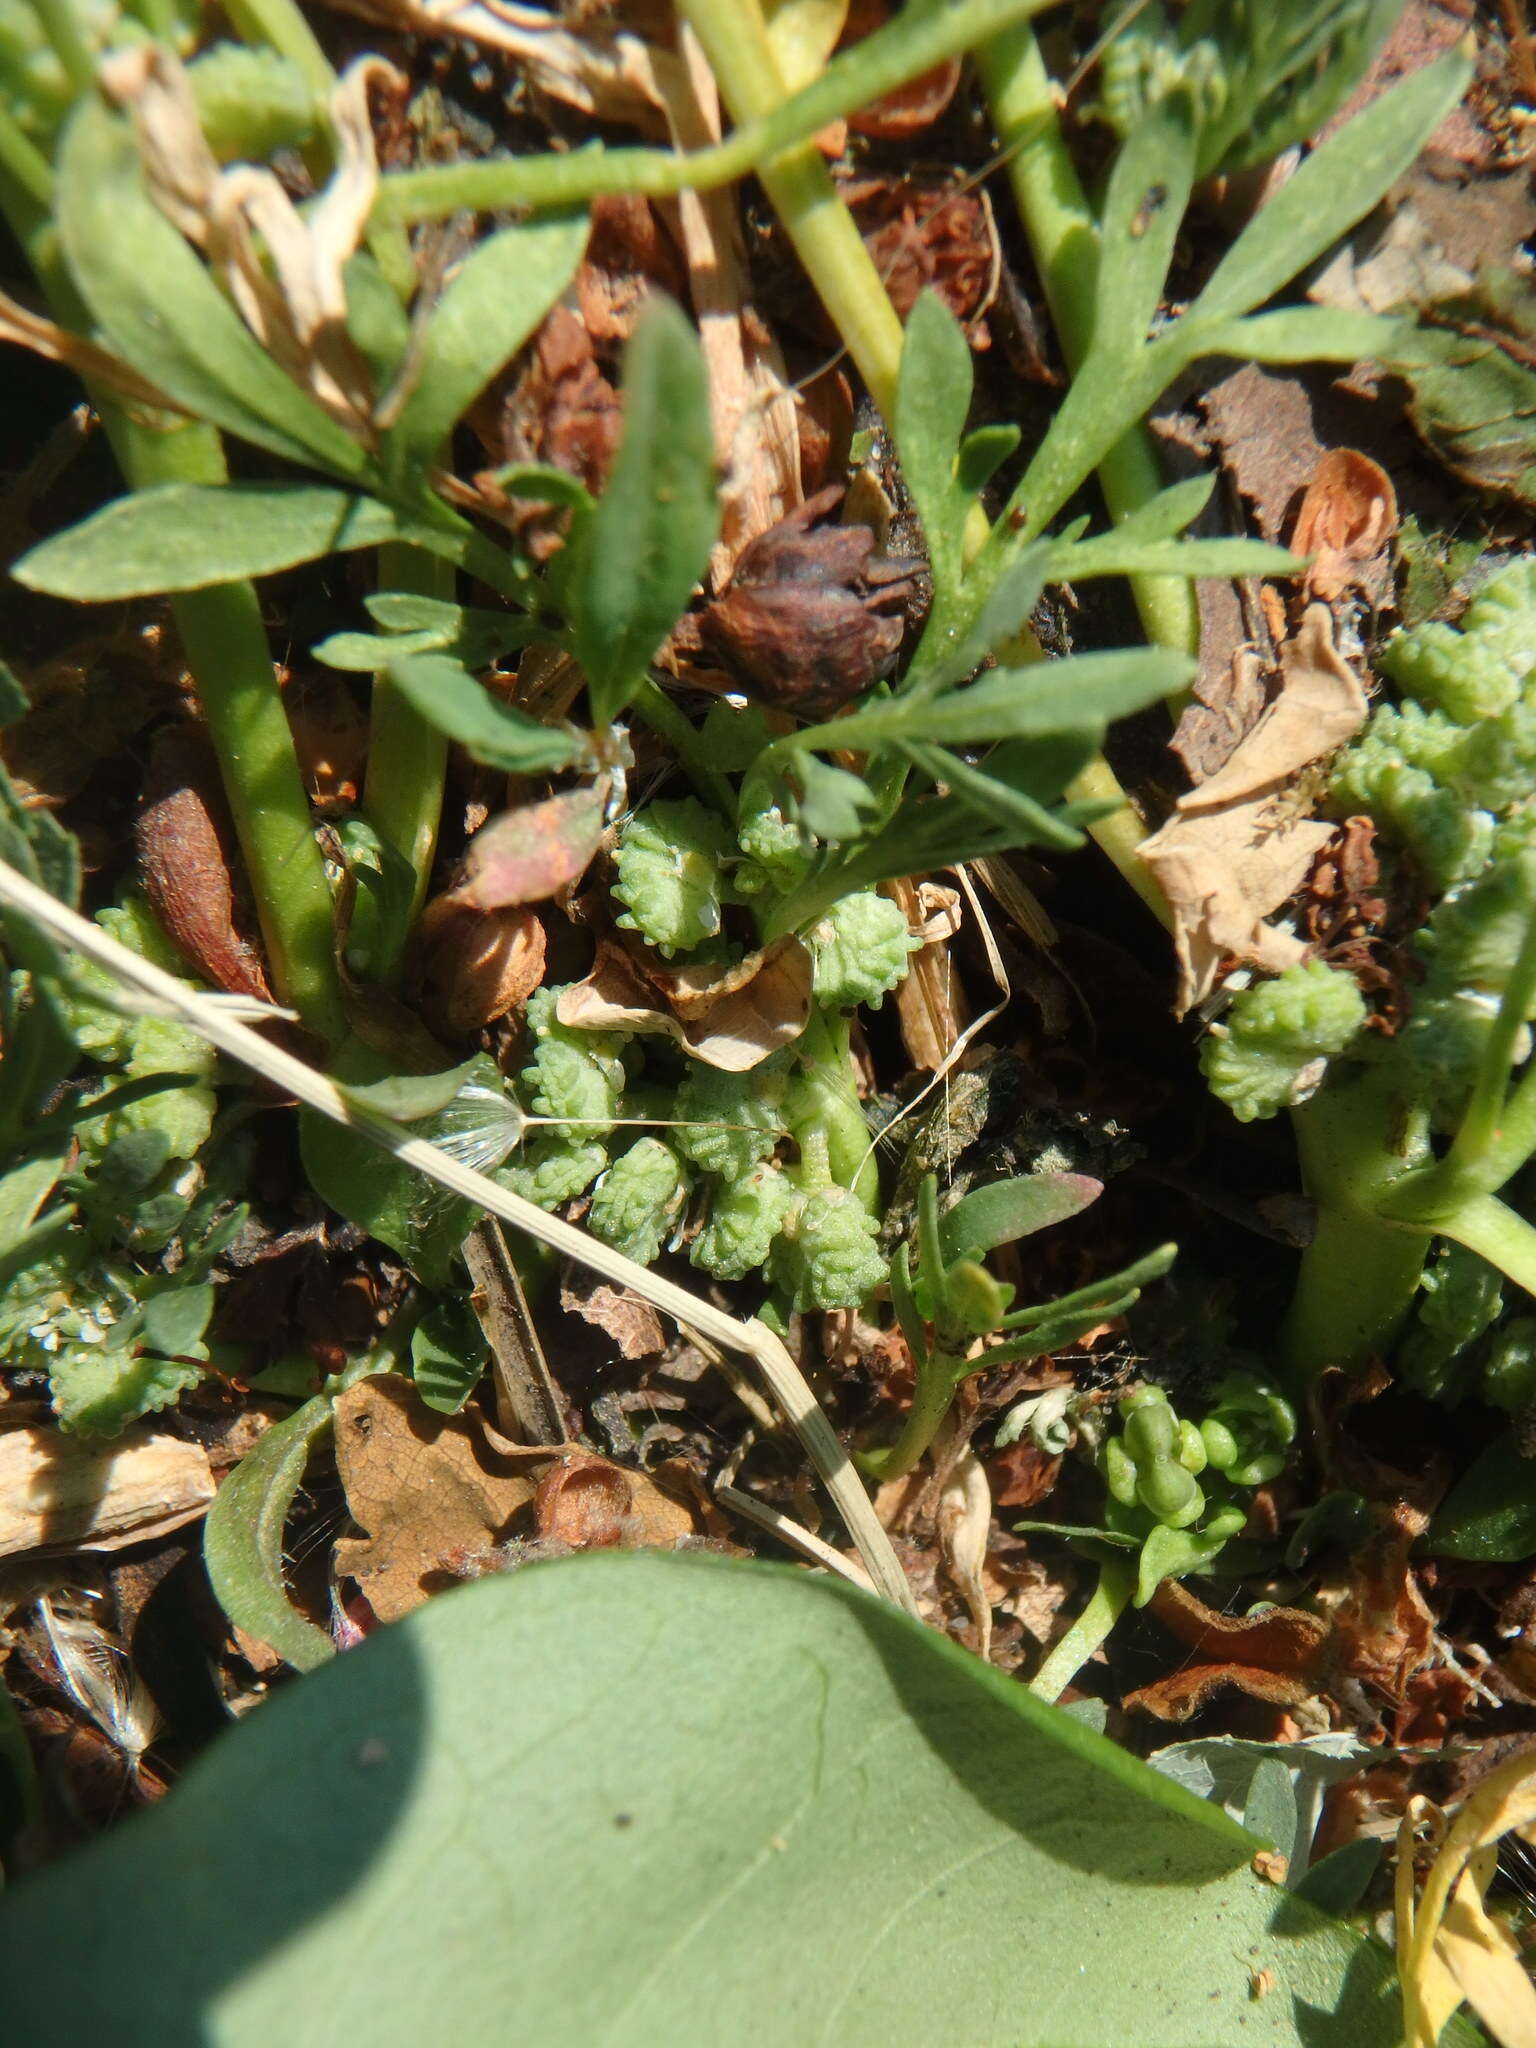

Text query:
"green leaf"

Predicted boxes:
[[0, 1143, 68, 1252], [1091, 91, 1197, 358], [0, 1551, 1425, 2045], [56, 97, 368, 480], [49, 1349, 204, 1436], [568, 298, 720, 726], [1189, 48, 1473, 324], [411, 1297, 488, 1415], [0, 662, 25, 726], [904, 740, 1090, 852], [1292, 1839, 1381, 1919], [825, 649, 1192, 752], [893, 289, 976, 594], [139, 1281, 216, 1360], [381, 652, 580, 774], [14, 486, 407, 601], [1243, 1756, 1300, 1865], [940, 1172, 1102, 1267], [1193, 308, 1410, 367], [955, 422, 1020, 498], [793, 756, 883, 838], [386, 211, 590, 473], [203, 1390, 337, 1672], [1424, 1434, 1536, 1561], [338, 1058, 487, 1124]]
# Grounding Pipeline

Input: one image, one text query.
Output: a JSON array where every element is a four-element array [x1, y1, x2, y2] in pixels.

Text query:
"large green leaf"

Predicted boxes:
[[56, 97, 368, 480], [380, 651, 580, 774], [0, 1551, 1428, 2045], [13, 485, 407, 600], [567, 297, 720, 727], [385, 211, 590, 474], [1424, 1433, 1536, 1561]]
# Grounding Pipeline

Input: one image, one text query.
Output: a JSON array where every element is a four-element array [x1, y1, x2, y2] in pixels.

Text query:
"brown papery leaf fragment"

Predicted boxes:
[[559, 1269, 666, 1360], [333, 1377, 539, 1621], [1140, 605, 1368, 1012], [557, 935, 813, 1071], [1290, 448, 1398, 604], [136, 725, 272, 1002], [415, 901, 546, 1037], [1123, 1579, 1332, 1722]]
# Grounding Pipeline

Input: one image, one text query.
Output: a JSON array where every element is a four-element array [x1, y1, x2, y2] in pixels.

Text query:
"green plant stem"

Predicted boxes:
[[630, 679, 738, 819], [975, 24, 1198, 662], [218, 0, 334, 94], [31, 0, 95, 94], [673, 0, 905, 418], [363, 542, 452, 970], [1430, 1193, 1536, 1298], [1437, 911, 1536, 1197], [118, 426, 346, 1044], [1029, 1554, 1137, 1702], [373, 0, 1051, 227], [0, 105, 53, 219], [1279, 1065, 1433, 1378], [858, 1353, 965, 1483]]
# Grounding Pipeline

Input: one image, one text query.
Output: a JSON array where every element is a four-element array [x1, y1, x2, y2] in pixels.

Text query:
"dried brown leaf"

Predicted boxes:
[[1140, 605, 1367, 1011], [1290, 448, 1398, 604], [559, 1269, 666, 1360], [333, 1377, 539, 1620], [557, 935, 813, 1070], [136, 725, 272, 1002], [1124, 1579, 1332, 1722], [416, 901, 546, 1037], [533, 1449, 702, 1550]]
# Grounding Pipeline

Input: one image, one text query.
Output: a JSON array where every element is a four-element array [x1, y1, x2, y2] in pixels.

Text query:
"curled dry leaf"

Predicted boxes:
[[1140, 604, 1368, 1013], [1289, 448, 1398, 604], [103, 46, 389, 438], [416, 901, 546, 1037], [937, 1448, 994, 1660], [0, 289, 179, 413], [1123, 1579, 1332, 1722], [332, 1376, 541, 1622], [559, 1269, 666, 1361], [533, 1450, 700, 1551], [839, 0, 961, 137], [136, 725, 272, 1002], [1171, 647, 1269, 785], [557, 934, 813, 1070], [0, 1424, 214, 1557]]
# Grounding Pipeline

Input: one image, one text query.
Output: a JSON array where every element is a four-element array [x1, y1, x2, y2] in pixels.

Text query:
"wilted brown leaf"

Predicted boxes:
[[333, 1377, 539, 1620], [1140, 605, 1368, 1012], [559, 1269, 666, 1360], [533, 1450, 702, 1550], [1124, 1579, 1332, 1722], [136, 725, 272, 1002], [447, 788, 606, 912], [557, 934, 813, 1070], [415, 901, 546, 1037], [1290, 448, 1398, 604]]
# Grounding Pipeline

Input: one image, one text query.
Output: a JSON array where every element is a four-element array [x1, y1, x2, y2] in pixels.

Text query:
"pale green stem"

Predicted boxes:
[[31, 0, 95, 94], [219, 0, 334, 93], [372, 0, 1052, 227], [1435, 911, 1536, 1200], [857, 1354, 966, 1483], [1280, 1065, 1433, 1379], [631, 679, 738, 819], [0, 104, 53, 217], [1029, 1555, 1137, 1702], [363, 541, 452, 976], [673, 0, 905, 418], [975, 24, 1198, 663], [1431, 1194, 1536, 1299], [102, 421, 346, 1043]]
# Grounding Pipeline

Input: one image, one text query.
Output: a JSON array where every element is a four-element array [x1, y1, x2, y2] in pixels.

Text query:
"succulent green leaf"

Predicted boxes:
[[411, 1298, 489, 1416], [939, 1171, 1102, 1266]]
